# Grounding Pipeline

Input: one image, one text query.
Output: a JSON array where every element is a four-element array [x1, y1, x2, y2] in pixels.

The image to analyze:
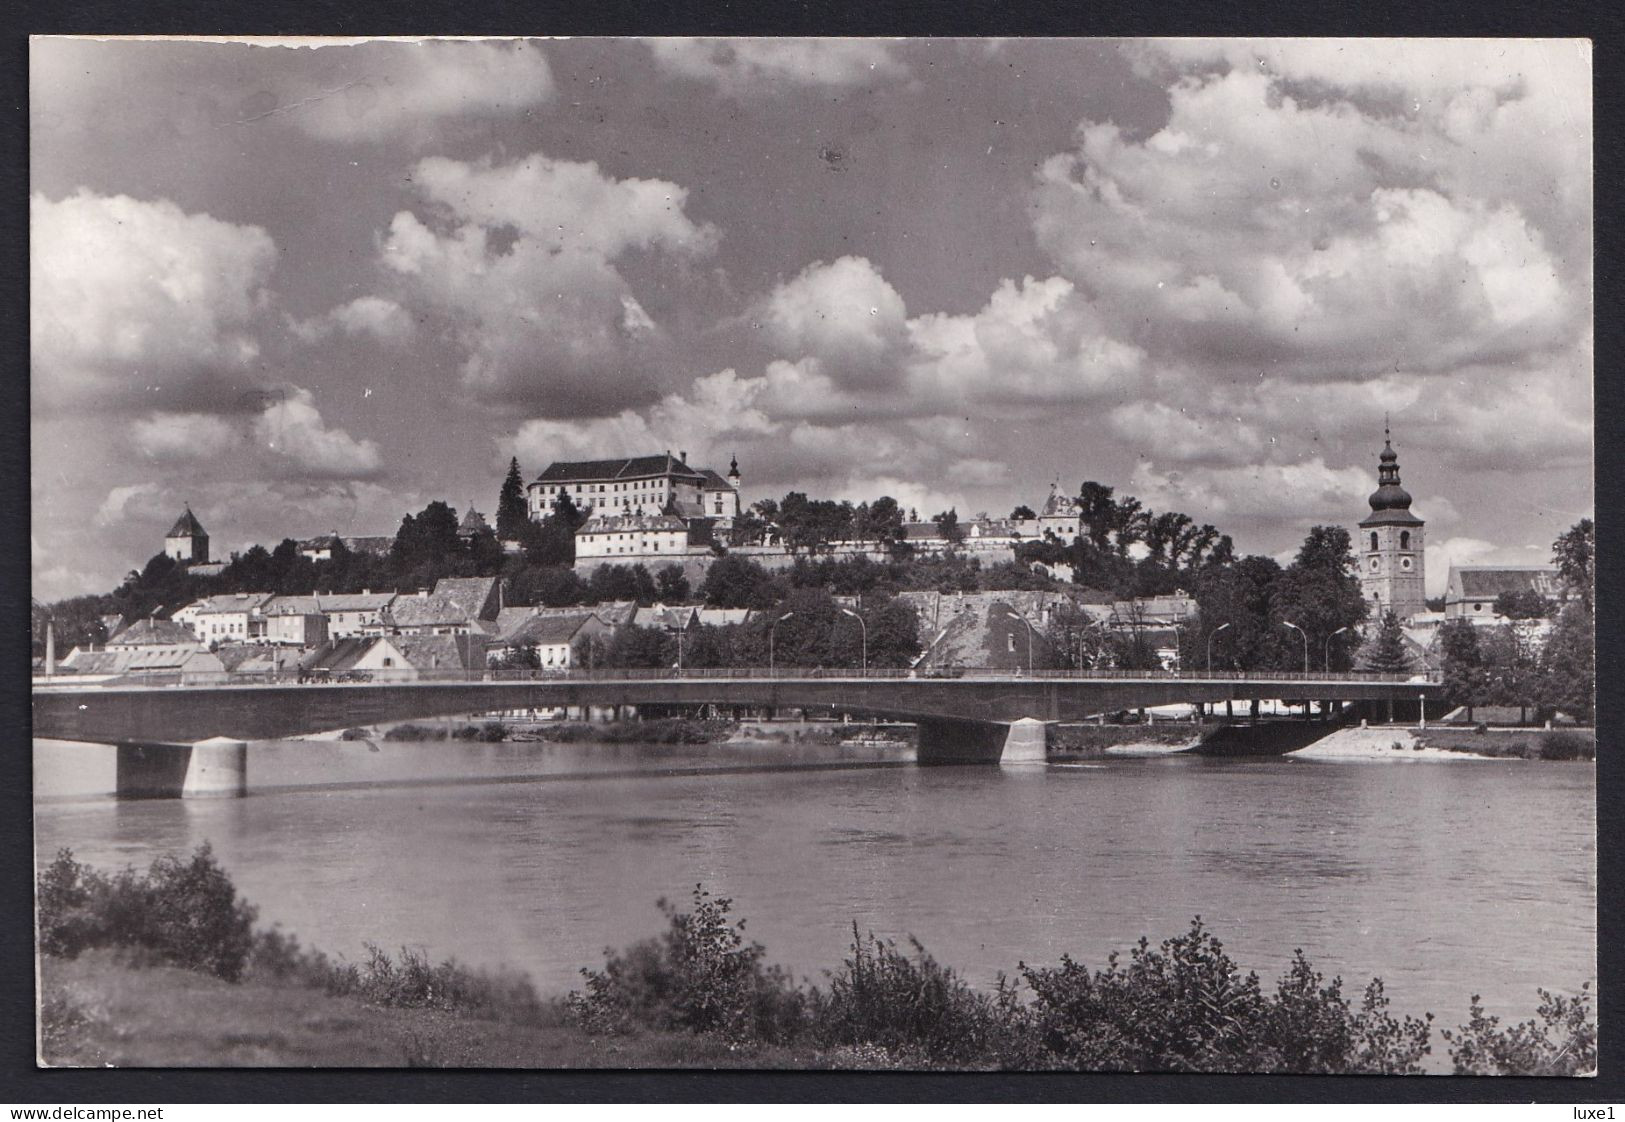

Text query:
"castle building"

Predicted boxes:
[[526, 451, 740, 524], [1357, 427, 1426, 621], [164, 506, 209, 564]]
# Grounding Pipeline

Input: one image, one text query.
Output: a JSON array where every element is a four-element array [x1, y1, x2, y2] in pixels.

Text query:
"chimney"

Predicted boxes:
[[680, 450, 687, 463]]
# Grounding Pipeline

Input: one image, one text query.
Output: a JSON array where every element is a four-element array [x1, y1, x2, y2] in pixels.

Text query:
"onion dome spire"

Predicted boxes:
[[1361, 419, 1421, 525]]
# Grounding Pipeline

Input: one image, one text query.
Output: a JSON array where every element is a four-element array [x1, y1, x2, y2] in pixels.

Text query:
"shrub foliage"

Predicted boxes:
[[37, 845, 257, 981], [37, 848, 1595, 1075]]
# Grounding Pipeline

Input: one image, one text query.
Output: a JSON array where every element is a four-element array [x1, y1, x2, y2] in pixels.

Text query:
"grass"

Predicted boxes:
[[38, 950, 819, 1068], [1416, 727, 1596, 760]]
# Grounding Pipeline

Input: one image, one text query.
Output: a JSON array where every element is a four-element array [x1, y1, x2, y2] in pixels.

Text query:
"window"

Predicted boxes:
[[1370, 532, 1379, 552], [1007, 634, 1016, 653], [1401, 558, 1412, 570], [1370, 557, 1379, 571], [1400, 531, 1411, 550], [1474, 603, 1483, 612]]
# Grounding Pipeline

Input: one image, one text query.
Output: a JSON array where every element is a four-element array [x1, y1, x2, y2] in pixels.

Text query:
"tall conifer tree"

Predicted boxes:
[[496, 457, 528, 541]]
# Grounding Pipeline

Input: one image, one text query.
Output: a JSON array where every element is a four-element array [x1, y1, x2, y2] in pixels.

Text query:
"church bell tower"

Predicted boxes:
[[1357, 424, 1425, 621]]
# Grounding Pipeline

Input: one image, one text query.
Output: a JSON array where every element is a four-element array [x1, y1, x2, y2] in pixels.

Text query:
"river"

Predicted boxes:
[[34, 735, 1595, 1043]]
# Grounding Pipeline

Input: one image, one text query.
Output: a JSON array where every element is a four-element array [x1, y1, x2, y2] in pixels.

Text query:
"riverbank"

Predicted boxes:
[[35, 847, 1596, 1074], [1288, 725, 1596, 761], [38, 950, 825, 1068]]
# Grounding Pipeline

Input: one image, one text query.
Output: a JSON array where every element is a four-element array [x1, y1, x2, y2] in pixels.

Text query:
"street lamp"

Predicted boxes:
[[769, 611, 795, 675], [1206, 622, 1232, 674], [1324, 626, 1350, 672], [1012, 611, 1037, 675], [1281, 619, 1309, 674], [838, 607, 868, 673]]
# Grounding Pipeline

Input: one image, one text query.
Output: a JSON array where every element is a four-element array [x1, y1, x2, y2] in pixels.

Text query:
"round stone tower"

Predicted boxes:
[[1357, 426, 1425, 621]]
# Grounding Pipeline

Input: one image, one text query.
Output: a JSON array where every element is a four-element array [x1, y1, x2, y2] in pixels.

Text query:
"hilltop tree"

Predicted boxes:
[[550, 490, 586, 530], [932, 508, 965, 545], [655, 565, 691, 603], [1272, 526, 1368, 668], [867, 496, 906, 550], [496, 457, 529, 541], [1552, 517, 1594, 612], [391, 501, 462, 572], [1011, 505, 1037, 521], [700, 555, 779, 609]]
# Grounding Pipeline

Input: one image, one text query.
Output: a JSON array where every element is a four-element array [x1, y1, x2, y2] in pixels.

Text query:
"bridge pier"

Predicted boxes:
[[915, 716, 1047, 765], [116, 737, 247, 799]]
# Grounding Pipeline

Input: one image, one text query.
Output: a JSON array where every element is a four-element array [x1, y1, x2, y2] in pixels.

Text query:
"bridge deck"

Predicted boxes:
[[34, 671, 1445, 745]]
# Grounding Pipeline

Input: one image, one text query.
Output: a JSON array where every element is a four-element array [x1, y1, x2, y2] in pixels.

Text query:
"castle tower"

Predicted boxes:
[[1357, 426, 1425, 621], [164, 506, 210, 565], [727, 453, 741, 492]]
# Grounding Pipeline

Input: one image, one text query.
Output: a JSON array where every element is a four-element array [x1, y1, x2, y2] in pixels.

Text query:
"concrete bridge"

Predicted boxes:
[[33, 669, 1444, 797]]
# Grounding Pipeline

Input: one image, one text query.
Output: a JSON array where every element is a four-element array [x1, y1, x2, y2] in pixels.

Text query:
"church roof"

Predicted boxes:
[[1449, 566, 1563, 601], [166, 508, 207, 538], [457, 509, 491, 537], [699, 469, 735, 492]]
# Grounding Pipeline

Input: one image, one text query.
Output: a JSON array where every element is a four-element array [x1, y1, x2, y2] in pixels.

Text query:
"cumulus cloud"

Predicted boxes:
[[1032, 84, 1573, 377], [907, 275, 1145, 407], [280, 40, 555, 143], [1129, 457, 1372, 526], [512, 369, 776, 469], [289, 296, 416, 346], [131, 412, 239, 462], [94, 483, 163, 527], [1021, 42, 1591, 537], [31, 190, 277, 412], [381, 151, 718, 411], [756, 257, 910, 385], [647, 38, 907, 94], [1109, 401, 1263, 466], [251, 387, 383, 479]]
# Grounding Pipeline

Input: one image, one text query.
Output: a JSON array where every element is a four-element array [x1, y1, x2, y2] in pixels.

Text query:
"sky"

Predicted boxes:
[[30, 36, 1594, 601]]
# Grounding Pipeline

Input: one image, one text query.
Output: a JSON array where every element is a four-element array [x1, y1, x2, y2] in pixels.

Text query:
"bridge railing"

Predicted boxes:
[[37, 665, 1443, 690]]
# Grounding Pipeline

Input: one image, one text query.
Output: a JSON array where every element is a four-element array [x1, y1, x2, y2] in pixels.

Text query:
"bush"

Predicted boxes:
[[383, 723, 447, 741], [568, 886, 804, 1045], [809, 925, 1030, 1067], [570, 899, 1448, 1073], [1539, 731, 1591, 761], [318, 943, 547, 1022], [1019, 920, 1431, 1073], [36, 845, 257, 981], [1443, 985, 1596, 1075]]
